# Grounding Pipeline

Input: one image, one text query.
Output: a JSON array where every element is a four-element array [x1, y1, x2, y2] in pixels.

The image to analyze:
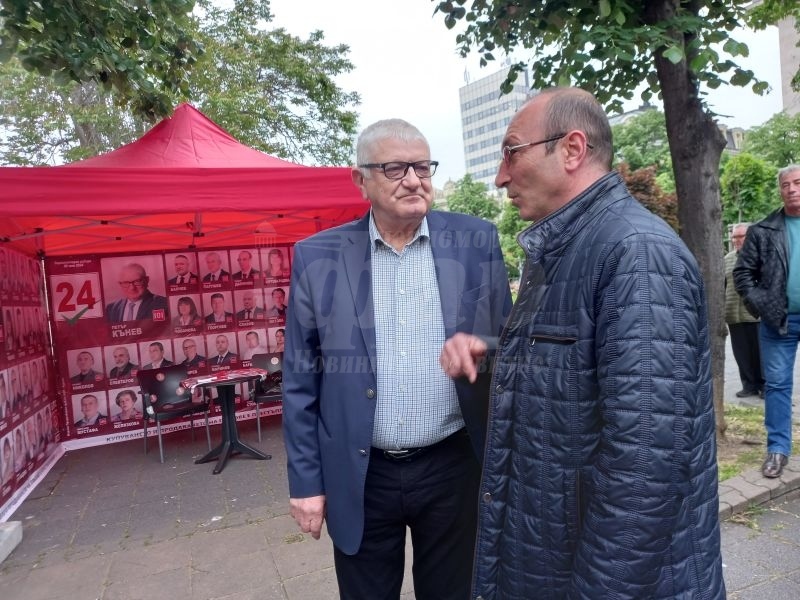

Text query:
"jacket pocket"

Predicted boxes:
[[529, 323, 579, 345]]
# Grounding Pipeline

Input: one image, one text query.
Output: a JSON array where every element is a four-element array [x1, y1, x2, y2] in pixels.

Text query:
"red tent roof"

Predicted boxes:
[[72, 103, 301, 168], [0, 104, 367, 256]]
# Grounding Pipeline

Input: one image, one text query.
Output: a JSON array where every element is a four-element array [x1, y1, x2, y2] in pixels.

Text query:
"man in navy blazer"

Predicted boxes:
[[105, 263, 168, 323], [283, 118, 511, 600]]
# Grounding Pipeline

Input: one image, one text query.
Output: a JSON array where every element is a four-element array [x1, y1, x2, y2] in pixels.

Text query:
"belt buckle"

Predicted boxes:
[[383, 447, 422, 461], [384, 449, 412, 459]]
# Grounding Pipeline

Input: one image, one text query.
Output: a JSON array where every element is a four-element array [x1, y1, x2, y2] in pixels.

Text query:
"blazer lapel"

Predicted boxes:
[[428, 212, 463, 340], [341, 216, 377, 374]]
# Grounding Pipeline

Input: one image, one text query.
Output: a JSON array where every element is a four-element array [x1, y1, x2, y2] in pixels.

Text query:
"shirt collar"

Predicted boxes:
[[368, 210, 429, 250]]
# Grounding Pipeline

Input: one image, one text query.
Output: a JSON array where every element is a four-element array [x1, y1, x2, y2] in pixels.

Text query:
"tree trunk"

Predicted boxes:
[[654, 26, 728, 437], [68, 83, 104, 151]]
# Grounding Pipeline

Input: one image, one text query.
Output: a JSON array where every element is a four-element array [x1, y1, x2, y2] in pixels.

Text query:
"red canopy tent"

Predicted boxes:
[[0, 103, 367, 257]]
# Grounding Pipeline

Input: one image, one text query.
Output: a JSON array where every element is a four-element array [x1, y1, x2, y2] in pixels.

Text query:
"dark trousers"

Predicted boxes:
[[729, 321, 765, 393], [333, 429, 480, 600]]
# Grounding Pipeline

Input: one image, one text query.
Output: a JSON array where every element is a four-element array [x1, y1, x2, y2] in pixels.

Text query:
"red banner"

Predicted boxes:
[[48, 246, 289, 443], [0, 246, 58, 507]]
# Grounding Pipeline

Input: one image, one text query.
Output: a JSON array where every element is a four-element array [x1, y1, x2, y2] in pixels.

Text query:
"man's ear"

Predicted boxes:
[[562, 130, 591, 173], [351, 167, 369, 199]]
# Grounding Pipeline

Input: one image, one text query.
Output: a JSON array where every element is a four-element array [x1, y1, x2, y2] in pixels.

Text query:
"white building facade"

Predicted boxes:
[[459, 69, 533, 190]]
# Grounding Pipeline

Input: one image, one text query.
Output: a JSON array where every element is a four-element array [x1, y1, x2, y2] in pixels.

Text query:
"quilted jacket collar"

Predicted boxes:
[[516, 171, 626, 262]]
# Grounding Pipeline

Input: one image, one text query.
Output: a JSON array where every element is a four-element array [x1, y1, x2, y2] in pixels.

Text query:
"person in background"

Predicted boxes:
[[74, 394, 106, 427], [70, 351, 101, 384], [0, 372, 9, 419], [243, 331, 269, 360], [734, 164, 800, 479], [168, 254, 198, 285], [173, 296, 201, 327], [1, 435, 14, 484], [236, 289, 266, 321], [109, 347, 138, 379], [273, 328, 285, 353], [725, 223, 764, 399], [205, 292, 233, 324], [233, 250, 261, 281], [441, 87, 724, 599], [267, 288, 288, 318], [265, 248, 291, 278], [180, 338, 206, 369], [112, 389, 143, 422], [203, 252, 229, 282], [283, 118, 511, 600], [105, 263, 168, 323], [212, 334, 237, 366], [141, 341, 174, 370]]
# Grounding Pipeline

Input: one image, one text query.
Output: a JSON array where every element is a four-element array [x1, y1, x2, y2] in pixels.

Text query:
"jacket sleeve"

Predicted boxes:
[[282, 243, 325, 499], [569, 234, 719, 599], [732, 230, 763, 319]]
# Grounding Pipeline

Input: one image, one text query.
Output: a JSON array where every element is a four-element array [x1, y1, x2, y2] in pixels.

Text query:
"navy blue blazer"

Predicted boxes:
[[282, 210, 511, 555], [105, 290, 168, 323]]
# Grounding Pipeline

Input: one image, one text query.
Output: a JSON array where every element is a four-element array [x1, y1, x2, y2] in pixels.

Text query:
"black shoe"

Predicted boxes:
[[762, 452, 788, 478], [735, 389, 759, 398]]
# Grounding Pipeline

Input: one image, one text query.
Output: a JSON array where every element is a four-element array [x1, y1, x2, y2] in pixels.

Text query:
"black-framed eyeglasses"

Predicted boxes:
[[118, 278, 146, 288], [358, 160, 438, 180], [501, 133, 594, 165], [501, 134, 566, 165]]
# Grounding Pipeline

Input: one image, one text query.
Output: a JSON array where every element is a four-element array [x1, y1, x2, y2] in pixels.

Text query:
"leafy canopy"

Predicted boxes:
[[0, 0, 359, 166], [446, 175, 501, 221], [0, 0, 202, 120], [192, 0, 359, 166], [720, 152, 780, 227], [742, 111, 800, 168], [433, 0, 794, 113]]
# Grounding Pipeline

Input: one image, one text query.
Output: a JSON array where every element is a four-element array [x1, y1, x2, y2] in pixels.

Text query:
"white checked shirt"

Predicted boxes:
[[369, 213, 464, 449]]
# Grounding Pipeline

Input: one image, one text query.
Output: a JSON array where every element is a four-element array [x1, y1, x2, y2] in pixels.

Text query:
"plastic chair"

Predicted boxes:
[[249, 353, 283, 442], [137, 364, 212, 463]]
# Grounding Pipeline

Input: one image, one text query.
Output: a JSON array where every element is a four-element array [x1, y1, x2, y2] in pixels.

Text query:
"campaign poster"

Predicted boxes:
[[46, 245, 290, 445]]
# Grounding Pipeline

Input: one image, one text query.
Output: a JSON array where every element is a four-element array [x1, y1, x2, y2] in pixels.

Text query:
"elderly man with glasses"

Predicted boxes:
[[440, 87, 724, 599], [105, 262, 168, 323], [282, 118, 512, 599]]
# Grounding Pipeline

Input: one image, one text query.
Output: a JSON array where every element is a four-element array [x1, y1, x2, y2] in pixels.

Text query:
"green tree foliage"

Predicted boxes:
[[496, 200, 527, 280], [720, 152, 780, 226], [0, 0, 359, 166], [617, 163, 678, 231], [192, 0, 359, 166], [742, 111, 800, 168], [611, 109, 674, 192], [446, 175, 501, 221], [0, 0, 202, 120], [0, 59, 147, 164]]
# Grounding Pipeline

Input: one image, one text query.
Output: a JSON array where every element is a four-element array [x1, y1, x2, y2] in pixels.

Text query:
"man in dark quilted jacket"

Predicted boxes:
[[441, 87, 725, 599], [734, 164, 800, 479]]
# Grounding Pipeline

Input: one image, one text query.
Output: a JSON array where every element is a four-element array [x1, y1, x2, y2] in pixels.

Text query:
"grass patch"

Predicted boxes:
[[723, 404, 766, 437], [717, 404, 767, 482], [717, 403, 800, 481], [727, 503, 767, 529]]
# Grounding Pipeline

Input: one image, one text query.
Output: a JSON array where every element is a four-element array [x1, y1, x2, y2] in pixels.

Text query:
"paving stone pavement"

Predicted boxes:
[[0, 335, 798, 599]]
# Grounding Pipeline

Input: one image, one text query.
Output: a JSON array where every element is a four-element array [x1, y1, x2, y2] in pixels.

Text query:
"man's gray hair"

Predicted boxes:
[[778, 164, 800, 184], [355, 119, 429, 177]]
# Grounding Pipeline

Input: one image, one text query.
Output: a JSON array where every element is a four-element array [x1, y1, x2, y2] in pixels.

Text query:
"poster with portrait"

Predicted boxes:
[[0, 245, 57, 511], [45, 244, 291, 447], [172, 335, 208, 376]]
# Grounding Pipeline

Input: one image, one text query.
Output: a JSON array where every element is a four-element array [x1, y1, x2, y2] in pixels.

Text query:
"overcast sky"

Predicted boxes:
[[267, 0, 785, 187]]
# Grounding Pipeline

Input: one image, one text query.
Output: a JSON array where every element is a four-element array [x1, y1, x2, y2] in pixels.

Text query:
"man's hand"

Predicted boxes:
[[440, 333, 488, 383], [290, 495, 326, 540]]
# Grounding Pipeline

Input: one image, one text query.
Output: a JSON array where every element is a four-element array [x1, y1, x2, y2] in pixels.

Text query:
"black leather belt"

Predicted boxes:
[[374, 428, 467, 463]]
